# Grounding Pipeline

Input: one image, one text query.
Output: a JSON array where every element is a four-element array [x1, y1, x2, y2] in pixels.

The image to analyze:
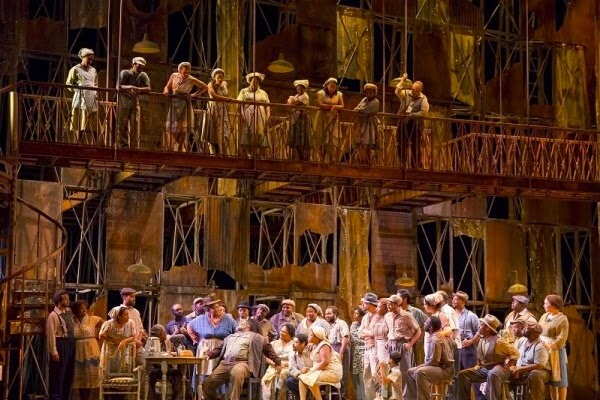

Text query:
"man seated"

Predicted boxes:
[[203, 319, 281, 400], [405, 316, 455, 400], [457, 314, 520, 400], [509, 322, 550, 400], [285, 333, 313, 399], [147, 324, 191, 400]]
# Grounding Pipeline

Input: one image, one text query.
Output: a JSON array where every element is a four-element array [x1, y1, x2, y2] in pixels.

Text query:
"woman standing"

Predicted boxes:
[[237, 72, 270, 158], [203, 68, 231, 154], [163, 62, 208, 152], [71, 300, 103, 400], [287, 79, 311, 161], [350, 307, 366, 400], [539, 294, 569, 400], [187, 295, 237, 376], [66, 48, 98, 143], [353, 83, 380, 164], [298, 326, 343, 400], [262, 323, 296, 400], [313, 77, 344, 162]]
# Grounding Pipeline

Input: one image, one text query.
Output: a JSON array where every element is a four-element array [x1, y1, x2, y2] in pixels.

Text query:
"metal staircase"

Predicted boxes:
[[0, 160, 67, 400]]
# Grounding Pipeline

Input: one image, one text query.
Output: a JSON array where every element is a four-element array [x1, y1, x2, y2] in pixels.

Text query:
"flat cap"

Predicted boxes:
[[512, 295, 529, 304], [120, 287, 137, 296]]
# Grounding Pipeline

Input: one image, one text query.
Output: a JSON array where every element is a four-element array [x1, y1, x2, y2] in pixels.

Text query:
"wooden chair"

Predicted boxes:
[[98, 343, 142, 400]]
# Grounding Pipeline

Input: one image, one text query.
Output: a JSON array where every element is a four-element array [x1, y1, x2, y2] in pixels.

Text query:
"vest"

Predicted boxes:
[[477, 335, 506, 368]]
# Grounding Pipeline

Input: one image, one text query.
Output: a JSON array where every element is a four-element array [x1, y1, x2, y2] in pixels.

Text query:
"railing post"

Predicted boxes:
[[8, 91, 19, 156]]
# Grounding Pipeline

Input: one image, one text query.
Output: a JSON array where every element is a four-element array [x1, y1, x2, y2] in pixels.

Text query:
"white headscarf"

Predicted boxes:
[[310, 326, 328, 342]]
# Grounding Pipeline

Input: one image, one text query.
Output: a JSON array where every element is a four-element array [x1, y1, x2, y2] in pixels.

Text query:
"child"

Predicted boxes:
[[382, 351, 403, 400]]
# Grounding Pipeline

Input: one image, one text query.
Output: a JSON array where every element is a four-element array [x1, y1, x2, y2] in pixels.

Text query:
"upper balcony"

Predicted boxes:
[[4, 81, 600, 205]]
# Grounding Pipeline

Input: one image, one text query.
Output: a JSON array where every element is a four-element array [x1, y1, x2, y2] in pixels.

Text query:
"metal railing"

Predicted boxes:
[[6, 80, 600, 183]]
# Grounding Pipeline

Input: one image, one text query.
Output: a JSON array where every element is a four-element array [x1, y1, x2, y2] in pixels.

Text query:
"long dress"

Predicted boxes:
[[539, 312, 569, 388], [66, 64, 98, 141], [237, 87, 270, 148], [202, 81, 231, 153], [287, 92, 311, 149], [165, 73, 199, 152], [72, 314, 101, 389], [298, 341, 343, 387], [188, 313, 237, 375], [313, 90, 343, 150], [261, 339, 294, 400], [98, 319, 136, 373], [350, 321, 366, 400]]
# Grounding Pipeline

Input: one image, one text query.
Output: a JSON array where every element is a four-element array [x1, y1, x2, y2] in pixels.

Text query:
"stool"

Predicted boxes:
[[505, 381, 527, 400], [431, 380, 453, 400], [240, 376, 261, 400], [320, 382, 341, 400]]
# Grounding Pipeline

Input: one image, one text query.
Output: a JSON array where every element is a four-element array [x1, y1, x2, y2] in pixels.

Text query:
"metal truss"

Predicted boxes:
[[250, 202, 293, 269], [163, 193, 204, 269], [62, 186, 107, 290]]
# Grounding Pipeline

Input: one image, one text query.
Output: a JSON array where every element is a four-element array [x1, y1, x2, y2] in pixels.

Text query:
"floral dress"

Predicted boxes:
[[72, 314, 101, 388], [350, 321, 365, 375], [261, 339, 294, 400]]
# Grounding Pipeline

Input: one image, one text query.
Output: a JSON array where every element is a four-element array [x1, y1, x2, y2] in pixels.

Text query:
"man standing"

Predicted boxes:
[[166, 303, 192, 348], [398, 288, 427, 365], [453, 291, 480, 369], [117, 57, 151, 148], [385, 294, 422, 396], [236, 301, 260, 333], [504, 295, 537, 343], [457, 314, 520, 400], [253, 303, 274, 340], [324, 306, 350, 397], [46, 289, 76, 400], [406, 316, 455, 400], [203, 320, 281, 400], [510, 322, 550, 400], [285, 333, 313, 399], [358, 292, 380, 400], [394, 73, 429, 167], [270, 299, 304, 338], [186, 297, 205, 320]]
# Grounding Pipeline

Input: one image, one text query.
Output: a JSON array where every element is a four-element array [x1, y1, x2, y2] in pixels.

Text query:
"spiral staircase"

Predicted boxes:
[[0, 159, 67, 400]]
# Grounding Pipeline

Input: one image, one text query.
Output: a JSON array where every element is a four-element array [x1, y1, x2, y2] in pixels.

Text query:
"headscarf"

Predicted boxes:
[[246, 72, 265, 84], [307, 303, 323, 317], [178, 62, 191, 71], [132, 57, 146, 66], [108, 305, 127, 320], [294, 80, 309, 88], [211, 68, 225, 79], [323, 77, 337, 87], [310, 326, 328, 342], [78, 48, 94, 59], [364, 83, 378, 95]]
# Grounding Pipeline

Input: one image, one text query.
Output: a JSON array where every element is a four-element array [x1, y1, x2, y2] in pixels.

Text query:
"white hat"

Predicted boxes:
[[78, 48, 94, 59], [132, 57, 146, 66], [323, 77, 337, 87], [246, 72, 265, 83], [211, 68, 225, 79], [293, 79, 309, 88]]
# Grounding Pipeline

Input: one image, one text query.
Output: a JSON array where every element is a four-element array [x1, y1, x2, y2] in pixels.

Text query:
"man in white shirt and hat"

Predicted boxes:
[[117, 57, 151, 148]]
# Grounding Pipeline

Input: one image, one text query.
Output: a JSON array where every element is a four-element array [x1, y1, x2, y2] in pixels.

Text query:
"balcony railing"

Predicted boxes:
[[4, 80, 600, 183]]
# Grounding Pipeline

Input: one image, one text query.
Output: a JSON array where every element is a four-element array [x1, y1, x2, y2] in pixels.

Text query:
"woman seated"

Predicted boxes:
[[297, 326, 343, 400], [262, 323, 296, 400], [99, 306, 142, 373]]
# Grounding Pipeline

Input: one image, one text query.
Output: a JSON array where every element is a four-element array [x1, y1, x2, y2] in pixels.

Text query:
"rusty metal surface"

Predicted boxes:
[[105, 190, 163, 286], [14, 180, 62, 280]]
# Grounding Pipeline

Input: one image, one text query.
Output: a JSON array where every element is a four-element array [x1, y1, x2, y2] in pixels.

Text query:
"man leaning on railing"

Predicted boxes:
[[117, 57, 151, 149]]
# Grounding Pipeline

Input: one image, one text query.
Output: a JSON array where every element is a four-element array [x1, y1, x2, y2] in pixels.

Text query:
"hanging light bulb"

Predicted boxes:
[[268, 53, 295, 73], [132, 32, 160, 54], [508, 270, 528, 293], [395, 265, 416, 287], [127, 258, 151, 274], [389, 77, 412, 88]]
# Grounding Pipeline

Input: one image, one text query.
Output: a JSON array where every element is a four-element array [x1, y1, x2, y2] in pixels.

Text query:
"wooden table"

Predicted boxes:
[[143, 354, 208, 400]]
